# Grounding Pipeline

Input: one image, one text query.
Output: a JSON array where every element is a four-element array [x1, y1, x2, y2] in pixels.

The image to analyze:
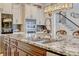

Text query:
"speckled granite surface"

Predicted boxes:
[[19, 38, 79, 56], [1, 34, 79, 56]]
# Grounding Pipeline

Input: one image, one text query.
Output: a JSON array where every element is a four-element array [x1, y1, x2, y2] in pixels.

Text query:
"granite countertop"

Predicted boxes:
[[2, 34, 79, 56], [18, 38, 79, 56]]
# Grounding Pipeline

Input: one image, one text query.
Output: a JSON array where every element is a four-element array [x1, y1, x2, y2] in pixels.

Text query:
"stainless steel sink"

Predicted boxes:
[[40, 39, 65, 44], [32, 39, 54, 44], [31, 38, 65, 44], [31, 39, 52, 44], [39, 40, 53, 44]]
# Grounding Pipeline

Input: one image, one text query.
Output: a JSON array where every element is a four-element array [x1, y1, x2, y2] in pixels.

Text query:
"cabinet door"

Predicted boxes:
[[13, 4, 22, 24], [2, 4, 12, 14], [18, 49, 26, 56], [36, 9, 45, 25], [40, 10, 45, 25]]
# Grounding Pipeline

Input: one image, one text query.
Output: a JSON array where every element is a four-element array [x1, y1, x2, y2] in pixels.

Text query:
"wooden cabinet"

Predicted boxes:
[[1, 35, 64, 56], [0, 4, 23, 24], [13, 4, 22, 24], [1, 36, 61, 56], [25, 5, 37, 19], [1, 4, 12, 14], [25, 5, 45, 25], [0, 35, 66, 56], [18, 41, 46, 56], [36, 9, 45, 25], [2, 37, 46, 56]]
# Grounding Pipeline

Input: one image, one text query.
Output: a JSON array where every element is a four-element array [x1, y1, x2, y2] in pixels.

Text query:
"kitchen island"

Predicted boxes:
[[1, 35, 79, 56], [18, 38, 79, 56]]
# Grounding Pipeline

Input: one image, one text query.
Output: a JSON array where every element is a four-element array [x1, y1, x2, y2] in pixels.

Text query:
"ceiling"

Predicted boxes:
[[25, 3, 56, 8]]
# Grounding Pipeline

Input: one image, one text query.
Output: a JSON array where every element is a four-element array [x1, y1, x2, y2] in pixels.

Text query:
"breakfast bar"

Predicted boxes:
[[0, 35, 79, 56]]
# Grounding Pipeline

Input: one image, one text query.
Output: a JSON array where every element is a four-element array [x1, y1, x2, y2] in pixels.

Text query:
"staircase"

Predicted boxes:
[[57, 12, 79, 31]]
